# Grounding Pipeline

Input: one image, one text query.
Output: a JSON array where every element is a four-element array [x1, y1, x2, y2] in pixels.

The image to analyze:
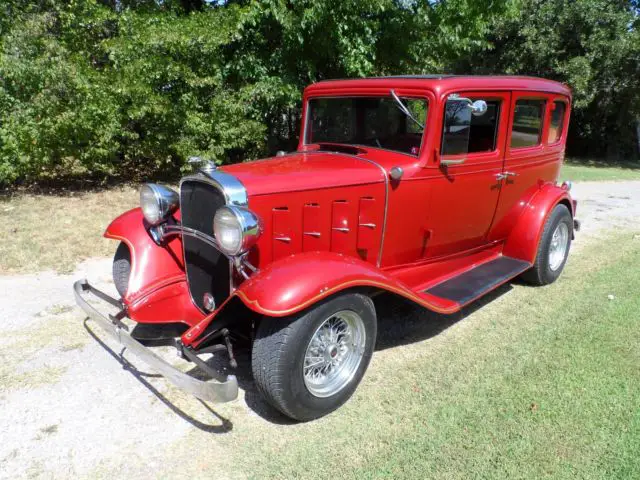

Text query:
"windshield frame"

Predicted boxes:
[[302, 94, 430, 158]]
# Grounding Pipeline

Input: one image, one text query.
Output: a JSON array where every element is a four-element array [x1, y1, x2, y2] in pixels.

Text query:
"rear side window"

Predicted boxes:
[[510, 99, 545, 148], [547, 101, 566, 144], [441, 99, 501, 155]]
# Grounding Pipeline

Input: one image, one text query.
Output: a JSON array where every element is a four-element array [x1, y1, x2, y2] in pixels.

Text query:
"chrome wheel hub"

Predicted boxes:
[[549, 222, 569, 271], [303, 310, 366, 398]]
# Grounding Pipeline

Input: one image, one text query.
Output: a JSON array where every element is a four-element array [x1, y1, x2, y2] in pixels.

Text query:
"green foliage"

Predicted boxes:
[[470, 0, 640, 159], [105, 6, 265, 171], [0, 0, 637, 185], [0, 7, 121, 183]]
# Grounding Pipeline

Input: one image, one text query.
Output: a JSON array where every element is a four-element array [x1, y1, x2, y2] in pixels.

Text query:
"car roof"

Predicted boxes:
[[305, 75, 571, 97]]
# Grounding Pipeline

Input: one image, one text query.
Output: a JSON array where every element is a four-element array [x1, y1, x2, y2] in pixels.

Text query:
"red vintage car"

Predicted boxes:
[[75, 75, 579, 421]]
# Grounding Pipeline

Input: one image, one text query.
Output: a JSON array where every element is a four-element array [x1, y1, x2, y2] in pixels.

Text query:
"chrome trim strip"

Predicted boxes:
[[73, 279, 238, 403], [229, 261, 234, 294], [161, 224, 231, 260], [180, 171, 249, 207], [317, 151, 390, 268]]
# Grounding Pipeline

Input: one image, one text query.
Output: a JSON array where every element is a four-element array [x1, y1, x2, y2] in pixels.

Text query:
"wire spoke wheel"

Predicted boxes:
[[303, 310, 366, 398], [548, 222, 569, 271], [253, 293, 376, 421]]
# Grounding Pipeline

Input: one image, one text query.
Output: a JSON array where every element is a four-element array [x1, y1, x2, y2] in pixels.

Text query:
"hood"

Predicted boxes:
[[221, 151, 385, 196]]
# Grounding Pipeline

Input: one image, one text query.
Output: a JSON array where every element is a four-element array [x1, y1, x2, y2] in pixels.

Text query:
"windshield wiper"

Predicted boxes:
[[390, 89, 424, 130]]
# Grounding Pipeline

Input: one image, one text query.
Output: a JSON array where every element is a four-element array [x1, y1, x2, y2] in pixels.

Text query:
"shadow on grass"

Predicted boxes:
[[373, 283, 514, 351], [2, 169, 183, 197], [83, 319, 234, 434], [82, 282, 517, 428], [242, 283, 516, 424]]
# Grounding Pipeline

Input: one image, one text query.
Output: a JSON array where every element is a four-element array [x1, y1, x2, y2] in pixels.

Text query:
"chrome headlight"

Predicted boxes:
[[140, 183, 179, 226], [213, 206, 261, 256]]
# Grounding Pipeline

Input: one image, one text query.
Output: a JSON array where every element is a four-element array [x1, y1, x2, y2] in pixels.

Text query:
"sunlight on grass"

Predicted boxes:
[[0, 187, 139, 274], [561, 159, 640, 182]]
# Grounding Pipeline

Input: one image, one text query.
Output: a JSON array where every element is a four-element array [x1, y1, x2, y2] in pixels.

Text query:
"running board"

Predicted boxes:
[[425, 256, 531, 306]]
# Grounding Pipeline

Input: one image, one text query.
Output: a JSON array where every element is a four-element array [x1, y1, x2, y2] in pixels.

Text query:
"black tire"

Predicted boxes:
[[112, 242, 131, 298], [521, 203, 573, 286], [252, 292, 377, 422]]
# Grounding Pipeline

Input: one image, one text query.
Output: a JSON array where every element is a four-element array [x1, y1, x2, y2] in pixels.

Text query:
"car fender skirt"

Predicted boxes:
[[503, 183, 575, 264], [235, 252, 460, 317]]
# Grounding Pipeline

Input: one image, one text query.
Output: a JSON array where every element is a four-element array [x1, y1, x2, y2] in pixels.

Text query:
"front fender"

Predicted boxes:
[[105, 208, 204, 326], [234, 251, 460, 317], [503, 183, 575, 263]]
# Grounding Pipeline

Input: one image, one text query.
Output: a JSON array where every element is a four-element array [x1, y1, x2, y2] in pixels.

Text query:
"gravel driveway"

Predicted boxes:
[[1, 181, 639, 479]]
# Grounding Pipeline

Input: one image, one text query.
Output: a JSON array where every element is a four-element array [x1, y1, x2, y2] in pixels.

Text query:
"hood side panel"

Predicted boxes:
[[247, 183, 386, 268]]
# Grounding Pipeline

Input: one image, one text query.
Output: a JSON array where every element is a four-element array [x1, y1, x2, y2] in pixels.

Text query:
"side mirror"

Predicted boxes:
[[446, 95, 487, 117], [470, 100, 488, 117]]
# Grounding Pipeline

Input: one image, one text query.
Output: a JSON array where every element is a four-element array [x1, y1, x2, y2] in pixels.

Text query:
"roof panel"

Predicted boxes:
[[306, 75, 571, 97]]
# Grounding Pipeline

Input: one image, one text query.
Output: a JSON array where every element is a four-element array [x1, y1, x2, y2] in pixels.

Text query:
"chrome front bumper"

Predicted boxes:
[[73, 279, 238, 403]]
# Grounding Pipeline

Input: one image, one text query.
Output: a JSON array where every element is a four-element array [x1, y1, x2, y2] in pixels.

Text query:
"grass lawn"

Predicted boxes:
[[191, 230, 638, 480], [560, 158, 640, 182], [0, 187, 138, 274]]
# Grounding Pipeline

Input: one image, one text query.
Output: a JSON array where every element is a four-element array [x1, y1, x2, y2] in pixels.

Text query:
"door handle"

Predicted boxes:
[[496, 171, 518, 180], [441, 158, 465, 166]]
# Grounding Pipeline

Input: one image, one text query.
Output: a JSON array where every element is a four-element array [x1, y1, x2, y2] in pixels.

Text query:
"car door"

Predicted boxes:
[[425, 91, 511, 258], [488, 92, 568, 241]]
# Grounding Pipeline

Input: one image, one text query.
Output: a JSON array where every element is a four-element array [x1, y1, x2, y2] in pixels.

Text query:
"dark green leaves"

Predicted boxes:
[[0, 0, 636, 185]]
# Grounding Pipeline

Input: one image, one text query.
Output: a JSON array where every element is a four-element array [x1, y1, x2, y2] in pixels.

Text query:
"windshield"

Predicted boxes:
[[305, 96, 428, 156]]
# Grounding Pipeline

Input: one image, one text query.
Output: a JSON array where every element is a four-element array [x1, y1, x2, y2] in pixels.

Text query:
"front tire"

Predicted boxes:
[[112, 242, 131, 298], [252, 293, 377, 422], [521, 203, 573, 285]]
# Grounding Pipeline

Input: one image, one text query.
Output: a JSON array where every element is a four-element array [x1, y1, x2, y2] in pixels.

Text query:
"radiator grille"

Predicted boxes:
[[180, 180, 230, 312]]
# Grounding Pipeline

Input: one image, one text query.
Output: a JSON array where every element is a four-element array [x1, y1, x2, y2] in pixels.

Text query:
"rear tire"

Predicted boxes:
[[252, 293, 377, 422], [521, 204, 572, 286], [112, 242, 131, 298]]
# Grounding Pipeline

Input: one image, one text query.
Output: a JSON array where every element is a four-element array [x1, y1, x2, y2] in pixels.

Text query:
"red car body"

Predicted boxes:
[[77, 75, 577, 418]]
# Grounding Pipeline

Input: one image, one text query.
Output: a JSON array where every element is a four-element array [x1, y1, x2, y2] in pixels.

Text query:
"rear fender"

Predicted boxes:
[[502, 183, 575, 263], [105, 208, 204, 326]]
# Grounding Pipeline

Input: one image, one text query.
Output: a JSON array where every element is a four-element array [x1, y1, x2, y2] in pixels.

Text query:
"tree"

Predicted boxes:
[[467, 0, 640, 160], [0, 0, 511, 184]]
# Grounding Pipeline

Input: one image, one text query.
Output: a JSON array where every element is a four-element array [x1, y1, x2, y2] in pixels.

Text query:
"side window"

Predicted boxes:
[[468, 101, 500, 153], [442, 98, 500, 155], [547, 101, 566, 144], [510, 99, 545, 148]]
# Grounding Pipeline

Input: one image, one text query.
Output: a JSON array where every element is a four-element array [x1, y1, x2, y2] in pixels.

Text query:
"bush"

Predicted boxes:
[[0, 11, 121, 184], [0, 0, 636, 186]]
